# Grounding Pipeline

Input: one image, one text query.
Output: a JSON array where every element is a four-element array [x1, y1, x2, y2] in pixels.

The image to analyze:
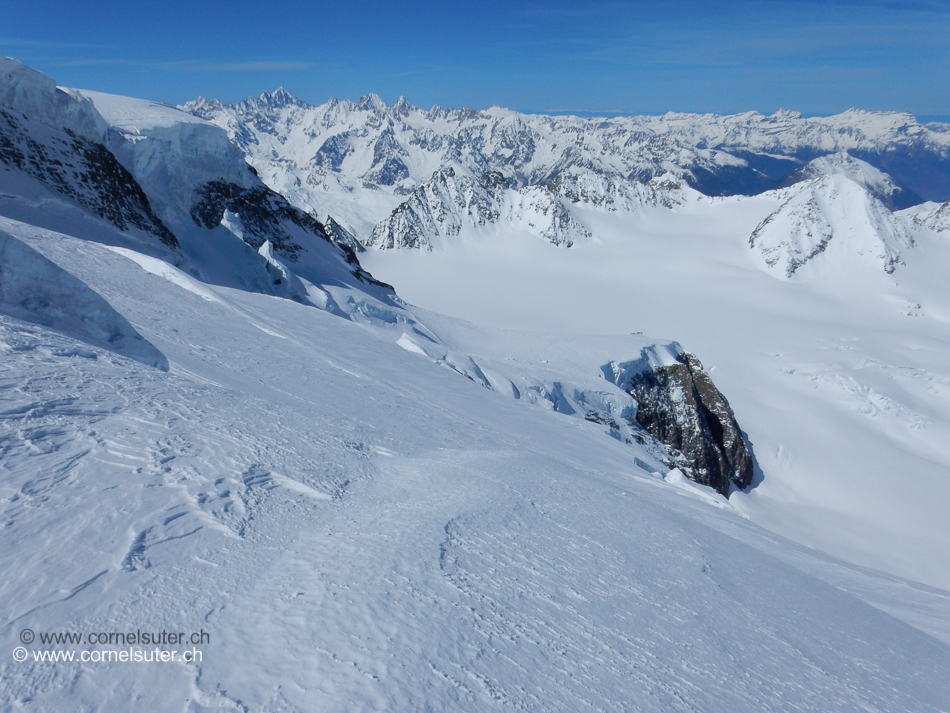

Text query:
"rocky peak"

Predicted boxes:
[[259, 86, 302, 108], [324, 215, 366, 253], [392, 96, 415, 118], [357, 93, 387, 113], [182, 96, 226, 120]]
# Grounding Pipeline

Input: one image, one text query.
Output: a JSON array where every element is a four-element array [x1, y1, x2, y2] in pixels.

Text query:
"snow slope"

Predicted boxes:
[[2, 217, 949, 712], [362, 187, 950, 592]]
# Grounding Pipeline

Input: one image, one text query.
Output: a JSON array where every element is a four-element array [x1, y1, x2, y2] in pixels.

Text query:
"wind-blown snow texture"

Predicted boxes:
[[3, 59, 950, 712]]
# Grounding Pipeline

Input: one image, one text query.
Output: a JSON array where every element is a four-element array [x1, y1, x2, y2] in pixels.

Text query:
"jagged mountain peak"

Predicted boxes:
[[258, 86, 301, 108], [392, 95, 415, 117], [357, 92, 387, 113], [182, 95, 226, 119]]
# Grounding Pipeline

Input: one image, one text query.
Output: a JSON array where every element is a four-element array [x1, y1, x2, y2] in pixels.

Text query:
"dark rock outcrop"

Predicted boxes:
[[0, 108, 178, 249], [605, 352, 753, 495]]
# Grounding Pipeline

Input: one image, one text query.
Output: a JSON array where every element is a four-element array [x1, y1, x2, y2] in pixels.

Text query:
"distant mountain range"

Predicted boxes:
[[183, 90, 950, 243]]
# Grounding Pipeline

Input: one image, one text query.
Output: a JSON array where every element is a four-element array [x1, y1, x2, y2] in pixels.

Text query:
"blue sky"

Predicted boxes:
[[3, 0, 948, 118]]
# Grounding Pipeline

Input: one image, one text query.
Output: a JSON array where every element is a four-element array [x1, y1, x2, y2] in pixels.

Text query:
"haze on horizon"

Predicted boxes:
[[3, 0, 948, 121]]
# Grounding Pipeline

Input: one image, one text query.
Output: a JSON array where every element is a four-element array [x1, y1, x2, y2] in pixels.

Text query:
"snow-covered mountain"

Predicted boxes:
[[183, 89, 950, 240], [750, 174, 915, 278], [0, 58, 395, 320], [4, 58, 950, 712]]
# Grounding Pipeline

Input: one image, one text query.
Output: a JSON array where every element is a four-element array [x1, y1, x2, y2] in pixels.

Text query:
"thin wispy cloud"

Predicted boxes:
[[0, 37, 113, 51], [179, 61, 318, 72], [392, 64, 469, 78], [544, 108, 624, 113], [34, 57, 323, 72]]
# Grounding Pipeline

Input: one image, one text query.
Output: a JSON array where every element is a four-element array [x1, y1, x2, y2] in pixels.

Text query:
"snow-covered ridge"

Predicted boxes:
[[368, 168, 694, 250], [0, 59, 177, 250], [777, 151, 921, 210], [367, 168, 591, 250], [0, 59, 400, 335], [914, 200, 950, 232]]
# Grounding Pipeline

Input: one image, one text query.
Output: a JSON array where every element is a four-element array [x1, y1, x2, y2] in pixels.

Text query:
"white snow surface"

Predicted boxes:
[[0, 225, 167, 370], [2, 216, 950, 712]]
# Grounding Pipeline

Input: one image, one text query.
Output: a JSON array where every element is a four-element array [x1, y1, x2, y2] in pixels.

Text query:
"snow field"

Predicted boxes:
[[2, 220, 949, 711]]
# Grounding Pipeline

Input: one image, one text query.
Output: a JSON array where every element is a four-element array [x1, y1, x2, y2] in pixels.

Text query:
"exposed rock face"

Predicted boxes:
[[546, 171, 691, 211], [605, 351, 753, 495], [0, 107, 178, 249], [190, 180, 390, 289], [367, 167, 592, 250], [324, 216, 365, 253]]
